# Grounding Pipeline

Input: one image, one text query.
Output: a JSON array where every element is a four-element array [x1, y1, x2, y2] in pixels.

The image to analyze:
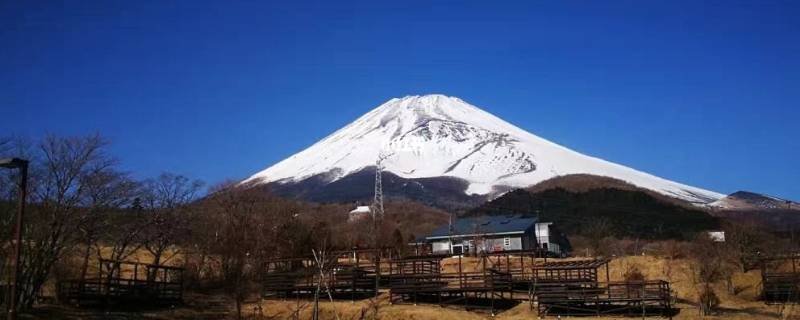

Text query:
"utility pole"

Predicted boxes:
[[1, 158, 28, 320], [448, 213, 454, 254]]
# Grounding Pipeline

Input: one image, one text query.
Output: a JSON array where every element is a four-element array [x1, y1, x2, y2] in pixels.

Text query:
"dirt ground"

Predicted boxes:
[[25, 255, 800, 319]]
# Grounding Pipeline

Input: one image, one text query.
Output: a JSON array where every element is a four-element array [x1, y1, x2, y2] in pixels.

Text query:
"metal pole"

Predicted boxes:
[[8, 161, 27, 320]]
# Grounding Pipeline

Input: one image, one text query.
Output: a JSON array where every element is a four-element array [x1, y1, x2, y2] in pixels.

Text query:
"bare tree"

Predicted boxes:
[[139, 173, 203, 268], [687, 234, 731, 316], [94, 204, 150, 290], [390, 228, 405, 257], [583, 216, 613, 257], [204, 184, 270, 320], [725, 220, 772, 272], [311, 243, 341, 320], [16, 134, 112, 308], [77, 167, 138, 285]]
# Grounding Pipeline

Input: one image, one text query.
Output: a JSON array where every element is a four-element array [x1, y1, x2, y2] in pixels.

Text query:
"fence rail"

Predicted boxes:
[[56, 260, 184, 307]]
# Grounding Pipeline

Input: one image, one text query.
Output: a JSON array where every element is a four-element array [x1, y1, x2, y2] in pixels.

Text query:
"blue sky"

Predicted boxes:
[[1, 1, 798, 199]]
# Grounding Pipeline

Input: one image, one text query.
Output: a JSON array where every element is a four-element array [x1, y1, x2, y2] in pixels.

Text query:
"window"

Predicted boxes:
[[503, 237, 511, 247]]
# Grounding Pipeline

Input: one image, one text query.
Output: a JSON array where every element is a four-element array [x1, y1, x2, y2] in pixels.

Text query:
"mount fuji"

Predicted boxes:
[[243, 94, 723, 206]]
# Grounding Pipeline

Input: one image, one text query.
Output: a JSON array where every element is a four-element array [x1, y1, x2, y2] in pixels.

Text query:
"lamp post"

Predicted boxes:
[[0, 158, 28, 320]]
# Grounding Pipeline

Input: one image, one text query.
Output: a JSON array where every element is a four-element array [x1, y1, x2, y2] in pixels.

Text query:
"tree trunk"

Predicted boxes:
[[79, 244, 91, 280], [313, 280, 321, 320], [147, 247, 164, 282], [152, 249, 163, 266], [236, 296, 242, 320]]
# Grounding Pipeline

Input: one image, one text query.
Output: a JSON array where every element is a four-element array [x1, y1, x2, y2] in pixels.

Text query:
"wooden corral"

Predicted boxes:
[[262, 247, 400, 300], [530, 258, 610, 285], [387, 255, 515, 315], [760, 253, 800, 304], [527, 258, 672, 317], [262, 249, 672, 317], [57, 259, 183, 307], [478, 252, 610, 297], [479, 249, 547, 274], [536, 280, 672, 317], [386, 254, 447, 277], [386, 253, 671, 317]]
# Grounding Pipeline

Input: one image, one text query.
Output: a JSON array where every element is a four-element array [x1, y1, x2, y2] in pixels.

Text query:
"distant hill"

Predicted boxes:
[[469, 175, 719, 240], [711, 191, 796, 211], [525, 174, 699, 207], [709, 191, 799, 231], [525, 174, 643, 193]]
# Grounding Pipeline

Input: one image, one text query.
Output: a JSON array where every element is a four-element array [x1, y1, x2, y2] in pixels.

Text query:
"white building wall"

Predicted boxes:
[[535, 222, 551, 246], [534, 222, 565, 256], [708, 231, 726, 242], [432, 241, 450, 254], [431, 236, 524, 254]]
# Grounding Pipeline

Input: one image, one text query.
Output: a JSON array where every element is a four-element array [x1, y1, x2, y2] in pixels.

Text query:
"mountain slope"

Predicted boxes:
[[711, 191, 796, 211], [708, 191, 799, 231], [258, 166, 488, 209], [469, 187, 720, 240], [243, 94, 723, 205], [525, 174, 706, 209]]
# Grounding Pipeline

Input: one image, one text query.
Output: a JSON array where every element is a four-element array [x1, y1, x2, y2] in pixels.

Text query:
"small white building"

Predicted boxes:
[[708, 231, 726, 242], [348, 206, 372, 222]]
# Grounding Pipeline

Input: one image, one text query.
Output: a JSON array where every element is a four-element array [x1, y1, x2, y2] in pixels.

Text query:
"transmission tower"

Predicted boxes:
[[372, 153, 391, 220], [370, 152, 391, 296]]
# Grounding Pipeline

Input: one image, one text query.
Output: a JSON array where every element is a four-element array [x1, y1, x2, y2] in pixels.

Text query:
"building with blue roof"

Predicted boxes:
[[423, 214, 570, 256]]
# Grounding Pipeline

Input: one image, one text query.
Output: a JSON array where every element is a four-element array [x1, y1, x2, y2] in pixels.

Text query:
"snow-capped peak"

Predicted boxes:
[[243, 94, 723, 204]]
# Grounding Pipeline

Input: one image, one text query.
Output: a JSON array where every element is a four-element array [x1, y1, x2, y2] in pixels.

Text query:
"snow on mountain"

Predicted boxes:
[[243, 94, 723, 204]]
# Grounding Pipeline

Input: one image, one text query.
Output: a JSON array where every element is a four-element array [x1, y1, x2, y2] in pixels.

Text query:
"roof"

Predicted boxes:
[[349, 206, 371, 214], [425, 214, 538, 240]]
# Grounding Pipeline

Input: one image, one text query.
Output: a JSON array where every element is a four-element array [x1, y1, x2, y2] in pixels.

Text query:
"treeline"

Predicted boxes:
[[471, 188, 720, 239], [0, 134, 448, 314]]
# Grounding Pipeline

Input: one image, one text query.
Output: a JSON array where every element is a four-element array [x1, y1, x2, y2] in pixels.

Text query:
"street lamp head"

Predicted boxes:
[[0, 158, 28, 169]]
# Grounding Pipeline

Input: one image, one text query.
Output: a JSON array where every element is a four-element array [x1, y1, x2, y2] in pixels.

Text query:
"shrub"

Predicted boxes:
[[623, 263, 646, 282], [699, 286, 720, 315]]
